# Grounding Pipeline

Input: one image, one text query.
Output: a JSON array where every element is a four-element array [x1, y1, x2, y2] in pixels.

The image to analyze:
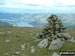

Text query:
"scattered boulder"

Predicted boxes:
[[37, 38, 48, 48], [57, 32, 72, 40], [49, 38, 63, 50]]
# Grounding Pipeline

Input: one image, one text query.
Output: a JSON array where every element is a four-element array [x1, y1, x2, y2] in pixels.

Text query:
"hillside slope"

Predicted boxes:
[[0, 27, 75, 56]]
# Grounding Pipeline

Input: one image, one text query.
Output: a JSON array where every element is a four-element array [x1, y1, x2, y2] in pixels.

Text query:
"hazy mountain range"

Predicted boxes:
[[0, 20, 13, 26], [0, 13, 75, 29]]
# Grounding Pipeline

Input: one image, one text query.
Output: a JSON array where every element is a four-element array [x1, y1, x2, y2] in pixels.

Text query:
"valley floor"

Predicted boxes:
[[0, 26, 75, 56]]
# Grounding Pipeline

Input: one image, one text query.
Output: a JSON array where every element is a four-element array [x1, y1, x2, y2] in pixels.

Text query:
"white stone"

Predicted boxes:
[[37, 38, 48, 48], [31, 48, 35, 53], [52, 52, 60, 56], [15, 51, 20, 55], [30, 46, 35, 53], [7, 31, 12, 34], [5, 39, 10, 43], [49, 38, 63, 50], [5, 53, 9, 55], [21, 43, 26, 50]]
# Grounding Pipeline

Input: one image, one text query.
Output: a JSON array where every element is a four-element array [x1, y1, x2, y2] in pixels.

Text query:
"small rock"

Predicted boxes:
[[5, 39, 10, 43], [7, 31, 12, 34], [52, 52, 60, 56], [15, 51, 20, 55], [21, 43, 26, 50], [5, 53, 9, 55], [30, 46, 35, 53]]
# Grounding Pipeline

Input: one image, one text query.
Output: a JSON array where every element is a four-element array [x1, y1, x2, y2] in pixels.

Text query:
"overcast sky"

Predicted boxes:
[[0, 0, 75, 13]]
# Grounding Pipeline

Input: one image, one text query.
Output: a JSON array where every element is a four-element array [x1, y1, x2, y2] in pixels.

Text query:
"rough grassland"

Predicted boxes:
[[0, 26, 75, 56]]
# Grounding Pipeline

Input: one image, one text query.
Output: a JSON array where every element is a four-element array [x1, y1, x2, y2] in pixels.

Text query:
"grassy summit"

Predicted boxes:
[[0, 26, 75, 56]]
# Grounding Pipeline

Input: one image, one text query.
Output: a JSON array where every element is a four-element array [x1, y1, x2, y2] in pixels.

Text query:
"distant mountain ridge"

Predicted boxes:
[[0, 20, 14, 26], [0, 13, 75, 29]]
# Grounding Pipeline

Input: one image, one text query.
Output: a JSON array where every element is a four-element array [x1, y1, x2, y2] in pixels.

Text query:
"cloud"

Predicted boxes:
[[0, 0, 75, 13], [19, 0, 53, 6], [0, 0, 6, 5], [56, 0, 75, 7], [0, 0, 54, 8]]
